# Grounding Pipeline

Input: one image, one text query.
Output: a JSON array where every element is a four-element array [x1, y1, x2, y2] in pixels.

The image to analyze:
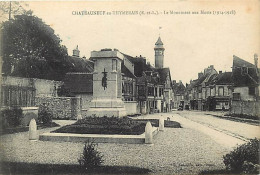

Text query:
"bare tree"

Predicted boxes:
[[0, 1, 29, 21]]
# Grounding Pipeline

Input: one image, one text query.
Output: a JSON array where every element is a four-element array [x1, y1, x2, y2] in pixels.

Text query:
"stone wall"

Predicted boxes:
[[75, 93, 93, 110], [233, 87, 255, 101], [35, 96, 81, 119], [124, 101, 138, 115], [230, 101, 260, 117], [33, 78, 63, 97], [1, 76, 62, 108]]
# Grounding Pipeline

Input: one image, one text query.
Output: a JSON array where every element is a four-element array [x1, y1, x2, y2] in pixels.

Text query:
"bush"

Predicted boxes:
[[38, 105, 53, 125], [0, 107, 23, 128], [78, 140, 103, 171], [223, 138, 259, 174]]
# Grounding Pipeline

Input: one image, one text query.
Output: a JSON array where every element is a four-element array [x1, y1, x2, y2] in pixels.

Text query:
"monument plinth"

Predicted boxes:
[[86, 49, 126, 117]]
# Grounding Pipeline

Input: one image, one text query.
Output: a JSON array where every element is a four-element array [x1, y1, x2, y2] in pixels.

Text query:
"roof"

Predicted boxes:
[[233, 55, 255, 68], [121, 63, 136, 79], [186, 80, 198, 91], [210, 72, 232, 85], [194, 74, 207, 87], [172, 81, 186, 95], [232, 55, 259, 87], [121, 53, 152, 77], [64, 73, 93, 93], [68, 56, 94, 73], [156, 67, 170, 84], [155, 37, 163, 45]]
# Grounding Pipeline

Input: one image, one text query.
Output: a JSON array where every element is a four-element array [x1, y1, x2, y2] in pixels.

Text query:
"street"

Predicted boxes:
[[168, 111, 259, 149]]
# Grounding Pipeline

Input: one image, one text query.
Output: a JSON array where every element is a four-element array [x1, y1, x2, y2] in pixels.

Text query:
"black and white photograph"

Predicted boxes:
[[0, 0, 259, 174]]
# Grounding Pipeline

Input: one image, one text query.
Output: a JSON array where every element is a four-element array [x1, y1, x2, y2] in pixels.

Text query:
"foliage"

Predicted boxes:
[[38, 105, 53, 125], [2, 13, 71, 80], [78, 140, 103, 171], [226, 113, 259, 120], [53, 116, 146, 135], [223, 138, 259, 174], [53, 116, 181, 135], [0, 161, 151, 174], [0, 107, 23, 128]]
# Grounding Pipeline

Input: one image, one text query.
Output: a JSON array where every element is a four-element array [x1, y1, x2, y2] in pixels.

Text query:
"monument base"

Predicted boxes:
[[85, 107, 127, 118]]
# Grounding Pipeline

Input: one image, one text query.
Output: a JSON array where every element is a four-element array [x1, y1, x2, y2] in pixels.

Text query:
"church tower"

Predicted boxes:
[[154, 37, 165, 68]]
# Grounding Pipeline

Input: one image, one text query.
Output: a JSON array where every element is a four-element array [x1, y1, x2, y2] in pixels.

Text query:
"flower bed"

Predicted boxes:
[[136, 119, 182, 128], [52, 116, 181, 135]]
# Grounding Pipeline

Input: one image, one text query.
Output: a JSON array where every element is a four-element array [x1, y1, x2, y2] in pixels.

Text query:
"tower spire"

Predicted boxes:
[[154, 36, 165, 68]]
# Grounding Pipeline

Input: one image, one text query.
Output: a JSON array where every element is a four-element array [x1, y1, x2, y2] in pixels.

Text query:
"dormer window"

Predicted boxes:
[[241, 66, 248, 75]]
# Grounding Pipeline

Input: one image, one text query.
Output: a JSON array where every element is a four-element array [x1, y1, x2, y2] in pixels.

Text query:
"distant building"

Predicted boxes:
[[172, 80, 185, 109], [188, 65, 218, 110], [121, 37, 173, 114], [206, 71, 233, 111]]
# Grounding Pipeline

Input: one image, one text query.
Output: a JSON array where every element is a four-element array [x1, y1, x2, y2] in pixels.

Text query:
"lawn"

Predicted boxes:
[[0, 161, 151, 175], [52, 116, 181, 135], [0, 122, 60, 135]]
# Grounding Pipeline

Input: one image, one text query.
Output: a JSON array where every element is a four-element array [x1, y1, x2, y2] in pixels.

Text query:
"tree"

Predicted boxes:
[[0, 1, 29, 21], [2, 13, 71, 80]]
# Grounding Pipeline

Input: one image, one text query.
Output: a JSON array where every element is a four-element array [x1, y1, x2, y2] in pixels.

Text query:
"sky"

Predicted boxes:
[[15, 1, 260, 84]]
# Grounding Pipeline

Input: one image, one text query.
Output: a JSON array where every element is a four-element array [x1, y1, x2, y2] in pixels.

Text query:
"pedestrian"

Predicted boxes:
[[222, 105, 225, 113]]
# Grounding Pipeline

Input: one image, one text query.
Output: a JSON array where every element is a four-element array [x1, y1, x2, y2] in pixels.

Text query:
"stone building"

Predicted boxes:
[[206, 71, 233, 111], [121, 37, 173, 114], [187, 66, 218, 110], [230, 55, 259, 116]]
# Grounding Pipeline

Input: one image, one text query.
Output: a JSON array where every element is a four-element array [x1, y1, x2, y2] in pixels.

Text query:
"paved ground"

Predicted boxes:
[[1, 111, 256, 174], [174, 111, 260, 141]]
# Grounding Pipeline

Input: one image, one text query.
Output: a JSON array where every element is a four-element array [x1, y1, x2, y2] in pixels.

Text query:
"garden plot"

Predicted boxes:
[[39, 116, 181, 144]]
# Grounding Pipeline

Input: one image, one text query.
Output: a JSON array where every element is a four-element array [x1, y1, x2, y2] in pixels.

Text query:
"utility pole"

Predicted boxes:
[[9, 1, 11, 20]]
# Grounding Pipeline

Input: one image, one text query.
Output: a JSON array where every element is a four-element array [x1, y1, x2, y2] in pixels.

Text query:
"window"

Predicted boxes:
[[233, 93, 240, 101], [129, 84, 133, 94], [218, 87, 224, 96], [112, 59, 117, 71], [249, 87, 255, 96], [241, 67, 248, 75], [155, 87, 157, 97], [122, 83, 124, 93], [148, 87, 154, 96]]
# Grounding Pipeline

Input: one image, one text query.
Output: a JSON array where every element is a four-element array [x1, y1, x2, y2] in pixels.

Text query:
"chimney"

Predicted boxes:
[[198, 72, 203, 78], [254, 53, 258, 68], [219, 71, 222, 74], [72, 45, 80, 57]]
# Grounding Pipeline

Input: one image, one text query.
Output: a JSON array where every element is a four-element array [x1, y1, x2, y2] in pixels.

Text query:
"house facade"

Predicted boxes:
[[230, 55, 259, 116]]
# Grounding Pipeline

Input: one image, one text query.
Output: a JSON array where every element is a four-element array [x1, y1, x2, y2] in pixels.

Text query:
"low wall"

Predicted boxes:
[[35, 97, 81, 119], [124, 101, 138, 115], [230, 101, 259, 117], [39, 127, 159, 144]]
